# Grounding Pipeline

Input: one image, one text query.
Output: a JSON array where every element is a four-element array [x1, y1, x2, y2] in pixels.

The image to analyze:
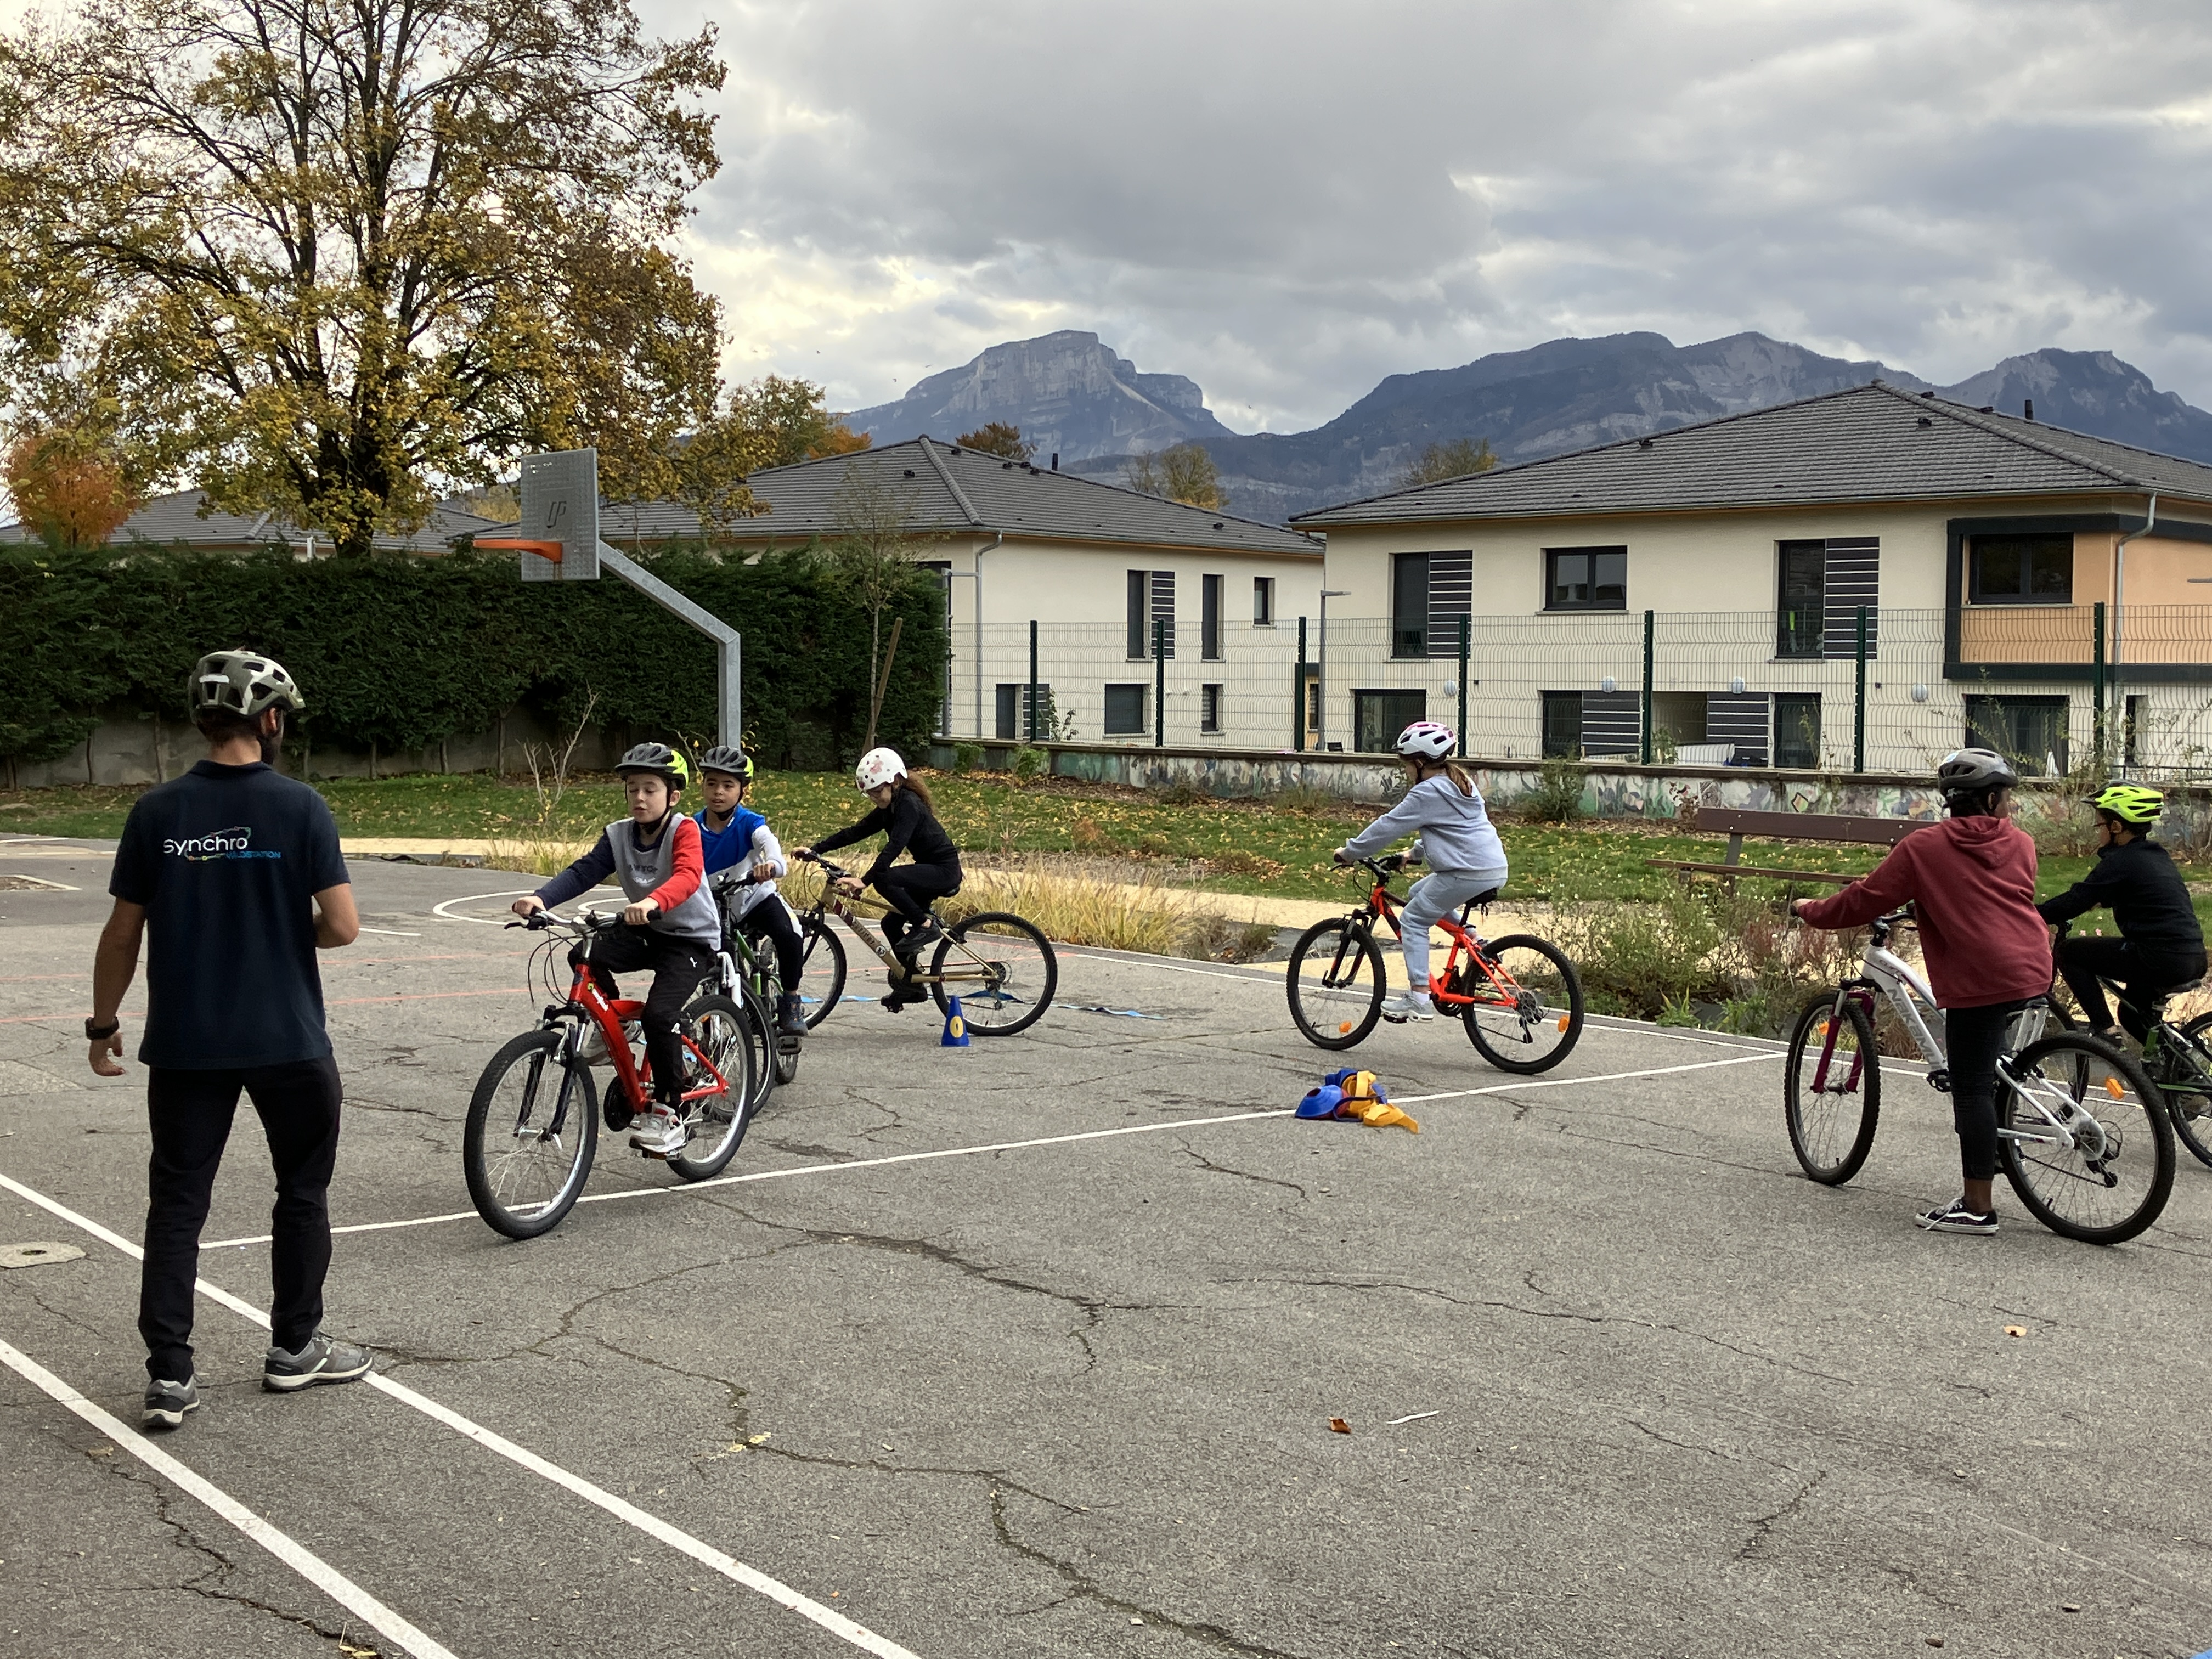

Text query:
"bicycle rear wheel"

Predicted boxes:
[[2167, 1013, 2212, 1169], [668, 994, 758, 1181], [1998, 1033, 2174, 1244], [795, 917, 848, 1031], [930, 912, 1057, 1035], [1459, 935, 1583, 1074], [1285, 919, 1385, 1050], [464, 1029, 599, 1239], [1783, 992, 1881, 1185]]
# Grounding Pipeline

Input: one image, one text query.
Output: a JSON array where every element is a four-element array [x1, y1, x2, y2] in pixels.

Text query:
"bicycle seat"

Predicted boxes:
[[2170, 978, 2205, 995], [1454, 888, 1500, 919]]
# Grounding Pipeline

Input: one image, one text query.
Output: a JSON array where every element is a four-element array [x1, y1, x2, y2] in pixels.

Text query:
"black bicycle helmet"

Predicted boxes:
[[697, 744, 753, 781], [614, 741, 689, 791], [1934, 748, 2018, 799], [189, 649, 305, 719]]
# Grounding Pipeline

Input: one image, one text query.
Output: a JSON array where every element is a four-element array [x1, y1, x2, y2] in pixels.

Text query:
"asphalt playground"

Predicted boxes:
[[2, 836, 2210, 1659]]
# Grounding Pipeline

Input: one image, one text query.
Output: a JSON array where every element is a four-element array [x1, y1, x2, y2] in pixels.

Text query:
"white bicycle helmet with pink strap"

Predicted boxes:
[[855, 746, 906, 791], [1395, 720, 1455, 760]]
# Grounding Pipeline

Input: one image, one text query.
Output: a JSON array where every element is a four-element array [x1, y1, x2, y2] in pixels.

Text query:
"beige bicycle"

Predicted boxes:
[[788, 854, 1058, 1035]]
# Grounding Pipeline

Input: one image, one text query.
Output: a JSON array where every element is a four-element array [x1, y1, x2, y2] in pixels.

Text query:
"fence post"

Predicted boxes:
[[2092, 600, 2107, 766], [1639, 608, 1655, 765], [1295, 616, 1308, 752], [1853, 605, 1868, 773], [1457, 614, 1470, 757], [1026, 619, 1039, 743], [1153, 616, 1167, 748]]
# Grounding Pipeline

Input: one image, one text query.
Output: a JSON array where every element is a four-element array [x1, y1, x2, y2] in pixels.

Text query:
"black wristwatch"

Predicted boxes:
[[86, 1017, 121, 1040]]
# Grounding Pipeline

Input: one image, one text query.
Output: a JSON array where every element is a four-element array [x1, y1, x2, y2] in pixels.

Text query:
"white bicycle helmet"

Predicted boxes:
[[189, 649, 305, 719], [855, 746, 906, 792], [1395, 720, 1455, 760]]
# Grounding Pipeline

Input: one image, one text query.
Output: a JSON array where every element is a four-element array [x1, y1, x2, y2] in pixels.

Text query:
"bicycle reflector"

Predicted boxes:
[[2105, 1075, 2126, 1099]]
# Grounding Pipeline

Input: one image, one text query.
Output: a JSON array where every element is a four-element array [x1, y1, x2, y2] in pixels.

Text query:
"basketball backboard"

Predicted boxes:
[[516, 448, 600, 582]]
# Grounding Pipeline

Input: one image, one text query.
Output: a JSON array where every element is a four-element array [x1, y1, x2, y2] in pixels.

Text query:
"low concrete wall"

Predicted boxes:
[[928, 739, 1959, 820], [6, 706, 628, 789]]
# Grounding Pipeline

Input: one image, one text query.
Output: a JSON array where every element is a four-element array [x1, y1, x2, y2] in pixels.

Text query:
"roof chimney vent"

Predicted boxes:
[[2024, 398, 2035, 421], [1638, 437, 1654, 449], [1921, 390, 1936, 399], [1917, 416, 1933, 428], [1051, 453, 1059, 471], [1978, 405, 1995, 414]]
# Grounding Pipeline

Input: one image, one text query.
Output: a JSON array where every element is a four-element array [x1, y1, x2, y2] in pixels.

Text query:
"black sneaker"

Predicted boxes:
[[896, 919, 944, 959], [1914, 1198, 1999, 1235], [143, 1373, 200, 1429], [776, 994, 806, 1039], [263, 1331, 374, 1391], [881, 979, 928, 1012]]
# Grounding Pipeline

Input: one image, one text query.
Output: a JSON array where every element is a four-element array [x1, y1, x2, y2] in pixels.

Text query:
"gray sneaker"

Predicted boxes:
[[263, 1331, 374, 1392], [143, 1373, 200, 1429]]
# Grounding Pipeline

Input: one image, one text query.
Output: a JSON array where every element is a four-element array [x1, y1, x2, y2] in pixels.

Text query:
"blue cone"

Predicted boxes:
[[941, 995, 970, 1047], [1296, 1084, 1344, 1120]]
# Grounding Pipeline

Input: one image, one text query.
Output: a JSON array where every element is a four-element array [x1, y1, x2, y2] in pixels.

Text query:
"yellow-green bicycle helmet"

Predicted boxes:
[[2088, 783, 2163, 825]]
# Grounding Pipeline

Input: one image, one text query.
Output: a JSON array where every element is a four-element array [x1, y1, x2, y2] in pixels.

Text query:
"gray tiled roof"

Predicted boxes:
[[0, 489, 505, 554], [1292, 383, 2212, 527], [596, 436, 1321, 557]]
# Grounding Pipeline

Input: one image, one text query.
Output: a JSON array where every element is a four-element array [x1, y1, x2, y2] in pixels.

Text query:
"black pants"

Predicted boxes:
[[1945, 1000, 2030, 1184], [740, 898, 806, 992], [573, 928, 714, 1104], [2055, 935, 2208, 1041], [874, 862, 962, 953], [141, 1056, 342, 1381]]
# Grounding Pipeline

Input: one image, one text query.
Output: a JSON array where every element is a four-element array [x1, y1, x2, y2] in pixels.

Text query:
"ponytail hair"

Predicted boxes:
[[896, 772, 935, 812], [1417, 758, 1474, 797]]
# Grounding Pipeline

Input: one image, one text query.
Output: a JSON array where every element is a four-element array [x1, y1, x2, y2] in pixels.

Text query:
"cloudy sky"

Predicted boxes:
[[670, 1, 2211, 431]]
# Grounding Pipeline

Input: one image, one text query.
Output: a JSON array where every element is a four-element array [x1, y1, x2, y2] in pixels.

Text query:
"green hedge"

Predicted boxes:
[[0, 543, 949, 770]]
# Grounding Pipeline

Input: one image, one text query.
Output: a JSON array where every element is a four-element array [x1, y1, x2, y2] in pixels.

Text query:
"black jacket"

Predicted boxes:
[[811, 787, 961, 885], [2036, 837, 2205, 958]]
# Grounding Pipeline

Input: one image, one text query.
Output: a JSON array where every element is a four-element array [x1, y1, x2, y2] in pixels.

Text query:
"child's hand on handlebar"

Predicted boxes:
[[1331, 847, 1351, 865], [750, 861, 777, 883], [621, 900, 659, 927], [833, 876, 864, 897], [510, 895, 545, 919], [791, 847, 817, 864]]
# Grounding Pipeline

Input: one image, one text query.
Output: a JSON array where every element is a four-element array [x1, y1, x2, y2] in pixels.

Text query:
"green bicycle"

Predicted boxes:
[[2049, 921, 2212, 1169]]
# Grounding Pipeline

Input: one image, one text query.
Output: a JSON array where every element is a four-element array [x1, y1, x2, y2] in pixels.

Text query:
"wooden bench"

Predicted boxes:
[[1648, 808, 1937, 888]]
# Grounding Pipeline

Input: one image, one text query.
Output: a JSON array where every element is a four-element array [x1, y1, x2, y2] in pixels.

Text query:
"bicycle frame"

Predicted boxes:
[[795, 860, 1014, 990], [539, 918, 732, 1113], [1350, 864, 1536, 1017]]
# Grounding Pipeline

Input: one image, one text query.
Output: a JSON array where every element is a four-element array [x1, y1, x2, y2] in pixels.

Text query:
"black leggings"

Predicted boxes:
[[873, 861, 962, 951], [2055, 934, 2207, 1040], [573, 928, 713, 1104], [1945, 1000, 2030, 1183], [740, 899, 806, 992], [142, 1057, 342, 1380]]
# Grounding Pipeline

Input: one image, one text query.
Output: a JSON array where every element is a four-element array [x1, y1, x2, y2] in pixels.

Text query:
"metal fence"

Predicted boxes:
[[935, 603, 2212, 781]]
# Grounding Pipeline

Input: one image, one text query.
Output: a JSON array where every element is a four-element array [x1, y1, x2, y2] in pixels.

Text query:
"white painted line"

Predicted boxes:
[[0, 1334, 461, 1659], [200, 1049, 1786, 1250], [358, 927, 422, 937], [430, 890, 540, 926], [0, 1168, 923, 1659]]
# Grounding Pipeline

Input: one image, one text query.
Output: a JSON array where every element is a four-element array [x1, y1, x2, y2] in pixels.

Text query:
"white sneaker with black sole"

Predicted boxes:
[[143, 1373, 200, 1427], [1914, 1197, 1999, 1235], [1379, 993, 1437, 1023], [263, 1333, 374, 1391], [629, 1105, 690, 1158]]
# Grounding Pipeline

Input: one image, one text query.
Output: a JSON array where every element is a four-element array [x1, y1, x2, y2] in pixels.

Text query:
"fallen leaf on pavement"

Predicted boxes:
[[2004, 1325, 2027, 1338], [1329, 1417, 1351, 1434]]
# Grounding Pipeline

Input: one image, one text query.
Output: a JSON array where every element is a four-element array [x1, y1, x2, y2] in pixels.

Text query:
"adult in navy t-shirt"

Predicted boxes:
[[109, 760, 351, 1067]]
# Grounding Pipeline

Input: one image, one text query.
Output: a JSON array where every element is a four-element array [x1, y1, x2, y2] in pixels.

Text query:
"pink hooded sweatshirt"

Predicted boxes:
[[1797, 815, 2051, 1009]]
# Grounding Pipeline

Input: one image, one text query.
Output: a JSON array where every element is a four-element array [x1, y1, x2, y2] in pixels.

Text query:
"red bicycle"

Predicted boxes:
[[462, 911, 755, 1239], [1285, 854, 1584, 1072]]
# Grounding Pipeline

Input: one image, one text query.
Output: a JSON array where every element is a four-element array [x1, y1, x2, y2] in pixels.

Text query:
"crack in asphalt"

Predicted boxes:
[[988, 1489, 1318, 1658], [1734, 1469, 1827, 1561], [1175, 1143, 1308, 1200]]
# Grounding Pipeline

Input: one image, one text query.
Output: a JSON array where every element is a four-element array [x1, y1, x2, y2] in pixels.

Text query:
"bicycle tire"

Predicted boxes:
[[1460, 934, 1584, 1074], [1997, 1032, 2174, 1244], [464, 1030, 599, 1239], [1783, 992, 1881, 1186], [668, 994, 758, 1181], [797, 917, 848, 1031], [929, 912, 1057, 1035], [2167, 1013, 2212, 1169], [1285, 918, 1385, 1051]]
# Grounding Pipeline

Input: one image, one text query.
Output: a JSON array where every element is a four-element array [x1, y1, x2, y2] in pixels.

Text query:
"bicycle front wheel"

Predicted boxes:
[[795, 918, 848, 1031], [668, 994, 759, 1181], [930, 912, 1057, 1035], [1783, 992, 1881, 1185], [1460, 935, 1583, 1074], [2167, 1013, 2212, 1169], [1998, 1033, 2174, 1244], [464, 1030, 599, 1239], [1285, 919, 1385, 1050]]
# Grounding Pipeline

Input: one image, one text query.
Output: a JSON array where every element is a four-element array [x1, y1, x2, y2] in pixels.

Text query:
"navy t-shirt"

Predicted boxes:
[[109, 760, 351, 1069]]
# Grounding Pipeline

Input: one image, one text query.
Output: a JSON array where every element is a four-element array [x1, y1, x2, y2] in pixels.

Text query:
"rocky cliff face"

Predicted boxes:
[[1940, 348, 2212, 460], [843, 330, 1228, 461]]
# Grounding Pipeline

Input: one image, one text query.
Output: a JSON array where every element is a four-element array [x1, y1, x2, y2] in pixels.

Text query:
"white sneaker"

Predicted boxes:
[[1380, 993, 1437, 1023], [577, 1020, 640, 1068], [629, 1105, 690, 1158]]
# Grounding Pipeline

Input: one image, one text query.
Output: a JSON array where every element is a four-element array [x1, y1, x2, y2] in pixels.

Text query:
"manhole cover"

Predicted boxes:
[[0, 1242, 86, 1269]]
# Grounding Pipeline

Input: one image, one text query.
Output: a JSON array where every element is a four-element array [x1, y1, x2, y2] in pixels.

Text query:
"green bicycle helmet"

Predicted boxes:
[[698, 744, 753, 781], [2089, 783, 2163, 825], [614, 741, 689, 792]]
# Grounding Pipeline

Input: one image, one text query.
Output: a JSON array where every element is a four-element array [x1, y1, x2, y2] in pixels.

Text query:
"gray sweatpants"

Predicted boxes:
[[1400, 869, 1508, 994]]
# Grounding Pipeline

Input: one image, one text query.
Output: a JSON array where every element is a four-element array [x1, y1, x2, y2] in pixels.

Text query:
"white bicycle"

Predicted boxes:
[[1783, 906, 2175, 1244]]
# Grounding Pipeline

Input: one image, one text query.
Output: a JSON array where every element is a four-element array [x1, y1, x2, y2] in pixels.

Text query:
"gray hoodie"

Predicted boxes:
[[1342, 774, 1508, 880]]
